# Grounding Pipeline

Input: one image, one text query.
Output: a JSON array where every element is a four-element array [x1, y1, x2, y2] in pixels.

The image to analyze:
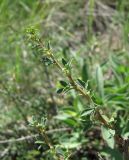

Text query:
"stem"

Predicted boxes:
[[50, 54, 62, 71], [49, 53, 112, 131], [67, 74, 91, 102], [42, 131, 52, 149], [50, 53, 92, 103], [39, 128, 52, 149], [34, 40, 127, 157], [95, 109, 113, 129]]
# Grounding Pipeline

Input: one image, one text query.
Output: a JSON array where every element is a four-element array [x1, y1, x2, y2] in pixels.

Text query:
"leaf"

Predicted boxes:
[[92, 94, 103, 105], [77, 79, 85, 88], [101, 126, 115, 149], [41, 57, 53, 66], [63, 86, 73, 93], [96, 65, 104, 99], [55, 114, 70, 120], [56, 88, 64, 94], [82, 61, 89, 82], [35, 140, 44, 144], [62, 58, 67, 66], [63, 118, 77, 127], [47, 41, 51, 50], [102, 147, 122, 160], [61, 142, 81, 149], [109, 55, 123, 85], [82, 120, 93, 130], [55, 147, 64, 156], [63, 107, 77, 117], [81, 108, 94, 118], [60, 80, 68, 87], [73, 98, 84, 112]]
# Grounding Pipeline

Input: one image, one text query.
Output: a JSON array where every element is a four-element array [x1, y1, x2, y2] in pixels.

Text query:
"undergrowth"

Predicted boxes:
[[1, 0, 129, 160]]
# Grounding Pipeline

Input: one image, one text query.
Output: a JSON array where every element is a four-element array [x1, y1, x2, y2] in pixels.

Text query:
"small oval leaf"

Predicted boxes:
[[60, 80, 68, 87], [62, 58, 67, 66], [56, 88, 64, 94]]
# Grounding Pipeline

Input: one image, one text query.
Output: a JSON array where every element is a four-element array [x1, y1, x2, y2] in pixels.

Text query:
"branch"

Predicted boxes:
[[0, 147, 10, 158], [0, 128, 71, 144]]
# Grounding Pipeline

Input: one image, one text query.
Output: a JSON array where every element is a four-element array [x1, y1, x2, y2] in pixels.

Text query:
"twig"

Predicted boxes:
[[0, 128, 71, 144], [0, 135, 38, 144], [0, 147, 10, 158]]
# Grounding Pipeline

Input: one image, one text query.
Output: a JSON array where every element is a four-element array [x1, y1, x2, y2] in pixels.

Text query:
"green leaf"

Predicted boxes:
[[55, 114, 70, 120], [82, 120, 93, 130], [73, 98, 84, 112], [63, 107, 77, 117], [109, 55, 123, 85], [56, 88, 64, 94], [77, 79, 85, 88], [96, 65, 104, 99], [101, 126, 115, 149], [55, 147, 65, 156], [60, 80, 68, 87], [82, 61, 89, 82], [63, 118, 77, 127], [61, 142, 81, 149], [63, 86, 73, 93], [81, 108, 94, 118], [56, 114, 77, 127], [47, 41, 51, 50], [62, 58, 67, 66], [102, 147, 122, 160], [92, 94, 103, 105], [41, 57, 53, 66], [35, 140, 44, 144]]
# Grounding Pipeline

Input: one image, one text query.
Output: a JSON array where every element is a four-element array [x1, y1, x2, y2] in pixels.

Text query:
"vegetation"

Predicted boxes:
[[1, 0, 129, 160]]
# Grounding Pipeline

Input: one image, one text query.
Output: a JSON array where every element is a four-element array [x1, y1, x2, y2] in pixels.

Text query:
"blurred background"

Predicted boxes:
[[0, 0, 129, 159]]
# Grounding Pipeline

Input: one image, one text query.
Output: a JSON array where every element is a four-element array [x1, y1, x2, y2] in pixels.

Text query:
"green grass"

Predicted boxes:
[[0, 1, 129, 160]]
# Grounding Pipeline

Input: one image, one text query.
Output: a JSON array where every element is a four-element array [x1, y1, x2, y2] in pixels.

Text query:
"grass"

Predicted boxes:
[[0, 0, 129, 160]]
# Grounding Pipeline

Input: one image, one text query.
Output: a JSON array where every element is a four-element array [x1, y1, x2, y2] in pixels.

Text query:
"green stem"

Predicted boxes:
[[49, 52, 112, 129], [39, 128, 52, 149], [49, 53, 92, 103], [66, 73, 91, 103]]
